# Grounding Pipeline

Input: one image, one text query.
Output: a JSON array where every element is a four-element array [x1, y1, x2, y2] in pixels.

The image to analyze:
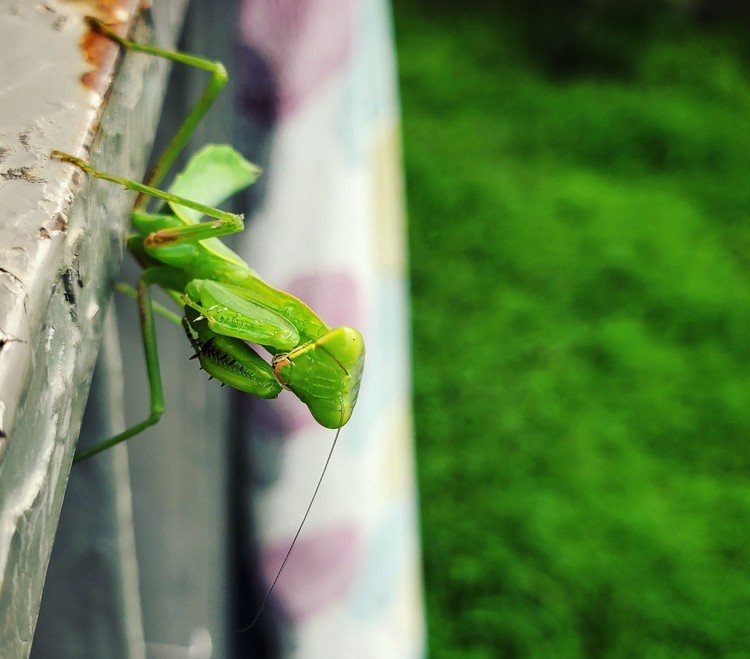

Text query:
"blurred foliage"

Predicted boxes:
[[510, 0, 687, 76], [407, 0, 750, 77], [394, 0, 750, 656]]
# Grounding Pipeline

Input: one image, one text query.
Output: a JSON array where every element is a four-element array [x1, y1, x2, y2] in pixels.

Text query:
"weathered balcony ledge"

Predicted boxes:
[[0, 1, 184, 654]]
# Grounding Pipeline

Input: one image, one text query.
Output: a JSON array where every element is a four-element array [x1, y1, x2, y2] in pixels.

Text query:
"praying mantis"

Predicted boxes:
[[52, 17, 365, 464]]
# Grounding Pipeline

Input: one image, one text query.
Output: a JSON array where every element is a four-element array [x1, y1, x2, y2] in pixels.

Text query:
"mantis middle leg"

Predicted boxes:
[[74, 268, 169, 462]]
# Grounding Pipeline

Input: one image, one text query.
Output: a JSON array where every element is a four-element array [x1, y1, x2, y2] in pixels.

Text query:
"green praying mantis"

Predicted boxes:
[[52, 17, 365, 464]]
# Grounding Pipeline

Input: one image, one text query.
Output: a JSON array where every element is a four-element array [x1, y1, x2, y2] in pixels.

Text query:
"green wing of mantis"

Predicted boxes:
[[167, 144, 261, 224], [167, 144, 261, 267]]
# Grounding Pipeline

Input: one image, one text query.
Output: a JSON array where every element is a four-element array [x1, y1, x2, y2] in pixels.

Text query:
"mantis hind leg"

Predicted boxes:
[[52, 19, 246, 235], [84, 16, 228, 200], [74, 270, 169, 462]]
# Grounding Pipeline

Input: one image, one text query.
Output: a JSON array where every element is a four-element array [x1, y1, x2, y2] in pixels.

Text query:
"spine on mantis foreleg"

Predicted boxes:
[[182, 307, 281, 398]]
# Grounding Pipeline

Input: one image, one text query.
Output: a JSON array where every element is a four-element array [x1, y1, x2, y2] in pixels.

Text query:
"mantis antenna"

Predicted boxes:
[[242, 411, 344, 632]]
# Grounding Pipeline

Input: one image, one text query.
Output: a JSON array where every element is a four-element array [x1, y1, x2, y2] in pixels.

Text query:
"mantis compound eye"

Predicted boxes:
[[273, 327, 365, 428]]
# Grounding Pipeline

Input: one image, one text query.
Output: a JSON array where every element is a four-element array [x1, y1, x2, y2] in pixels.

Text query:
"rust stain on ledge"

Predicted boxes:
[[77, 0, 140, 94]]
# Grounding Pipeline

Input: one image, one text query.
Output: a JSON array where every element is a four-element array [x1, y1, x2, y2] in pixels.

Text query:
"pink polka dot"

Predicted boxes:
[[261, 522, 362, 621], [286, 271, 362, 330], [276, 389, 320, 435]]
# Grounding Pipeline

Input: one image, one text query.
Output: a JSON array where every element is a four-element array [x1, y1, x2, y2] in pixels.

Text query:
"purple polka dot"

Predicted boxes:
[[240, 0, 356, 118]]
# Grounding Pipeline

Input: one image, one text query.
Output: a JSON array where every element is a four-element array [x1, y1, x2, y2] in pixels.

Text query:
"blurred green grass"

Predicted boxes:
[[394, 2, 750, 657]]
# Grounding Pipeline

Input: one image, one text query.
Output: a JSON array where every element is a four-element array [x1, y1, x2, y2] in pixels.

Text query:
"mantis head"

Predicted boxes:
[[273, 327, 365, 429]]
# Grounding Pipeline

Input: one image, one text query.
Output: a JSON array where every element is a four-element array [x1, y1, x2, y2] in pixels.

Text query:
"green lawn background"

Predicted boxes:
[[394, 2, 750, 656]]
